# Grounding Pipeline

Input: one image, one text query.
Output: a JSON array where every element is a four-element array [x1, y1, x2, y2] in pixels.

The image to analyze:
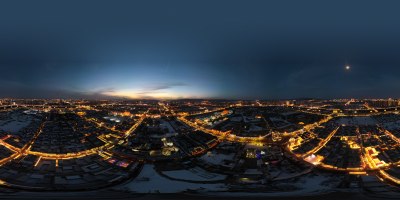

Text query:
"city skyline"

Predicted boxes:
[[2, 1, 400, 199]]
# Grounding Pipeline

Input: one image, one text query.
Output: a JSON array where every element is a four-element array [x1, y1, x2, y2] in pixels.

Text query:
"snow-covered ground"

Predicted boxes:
[[117, 165, 342, 196], [336, 117, 377, 125], [150, 132, 178, 138], [0, 113, 32, 133], [230, 116, 243, 122], [200, 152, 235, 166], [249, 124, 263, 131], [383, 120, 400, 130], [163, 167, 227, 181], [150, 120, 178, 138], [160, 120, 175, 133], [117, 165, 227, 193], [291, 174, 335, 193], [213, 174, 339, 197], [0, 120, 30, 132]]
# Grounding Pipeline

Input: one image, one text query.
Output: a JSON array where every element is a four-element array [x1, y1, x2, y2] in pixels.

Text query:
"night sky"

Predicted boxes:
[[1, 0, 400, 100]]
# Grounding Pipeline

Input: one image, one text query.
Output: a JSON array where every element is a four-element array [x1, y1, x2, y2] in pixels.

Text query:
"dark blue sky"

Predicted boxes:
[[1, 0, 400, 99]]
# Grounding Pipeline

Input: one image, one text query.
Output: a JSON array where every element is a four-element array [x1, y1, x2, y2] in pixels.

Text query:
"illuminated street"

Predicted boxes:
[[1, 0, 400, 199], [0, 99, 397, 197]]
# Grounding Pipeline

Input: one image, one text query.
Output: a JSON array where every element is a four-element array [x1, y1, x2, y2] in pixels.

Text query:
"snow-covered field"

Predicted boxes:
[[150, 132, 178, 138], [0, 113, 32, 133], [117, 165, 342, 196], [383, 120, 400, 130], [117, 165, 227, 193], [291, 174, 336, 194], [150, 120, 178, 138], [213, 174, 339, 197], [163, 167, 227, 181], [336, 117, 377, 125], [160, 120, 175, 133], [200, 152, 235, 166], [0, 120, 30, 132]]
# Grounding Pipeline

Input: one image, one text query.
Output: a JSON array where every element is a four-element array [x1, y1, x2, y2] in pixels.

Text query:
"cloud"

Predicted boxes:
[[94, 82, 189, 99], [0, 80, 114, 99], [85, 87, 116, 95], [135, 82, 187, 95], [144, 82, 187, 91]]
